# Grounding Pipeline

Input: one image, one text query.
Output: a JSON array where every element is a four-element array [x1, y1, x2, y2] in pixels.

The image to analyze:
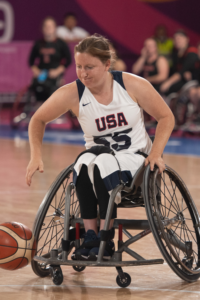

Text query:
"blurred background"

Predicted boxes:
[[0, 0, 200, 154]]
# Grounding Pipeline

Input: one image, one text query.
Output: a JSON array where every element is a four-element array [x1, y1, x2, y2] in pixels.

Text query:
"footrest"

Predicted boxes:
[[34, 255, 164, 267]]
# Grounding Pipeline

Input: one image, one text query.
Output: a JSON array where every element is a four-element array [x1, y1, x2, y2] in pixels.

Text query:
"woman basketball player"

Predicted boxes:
[[26, 34, 175, 261]]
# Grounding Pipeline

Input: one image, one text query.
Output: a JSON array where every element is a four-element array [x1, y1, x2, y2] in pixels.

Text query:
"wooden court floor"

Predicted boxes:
[[1, 138, 200, 300]]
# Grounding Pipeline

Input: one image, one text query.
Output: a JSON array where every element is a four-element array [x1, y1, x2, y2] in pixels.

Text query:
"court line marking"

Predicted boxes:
[[0, 190, 47, 194], [1, 284, 200, 294], [1, 185, 200, 195]]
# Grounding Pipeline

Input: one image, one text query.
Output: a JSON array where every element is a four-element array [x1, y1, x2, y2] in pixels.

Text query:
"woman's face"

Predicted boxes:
[[174, 34, 188, 50], [75, 52, 110, 88], [144, 39, 158, 56], [42, 19, 56, 39]]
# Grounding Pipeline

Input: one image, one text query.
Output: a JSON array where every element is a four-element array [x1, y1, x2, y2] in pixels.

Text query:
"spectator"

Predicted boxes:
[[132, 38, 169, 92], [29, 16, 71, 101], [197, 42, 200, 83], [160, 29, 199, 95], [174, 85, 200, 127], [109, 42, 127, 71], [154, 24, 174, 63], [57, 12, 89, 42]]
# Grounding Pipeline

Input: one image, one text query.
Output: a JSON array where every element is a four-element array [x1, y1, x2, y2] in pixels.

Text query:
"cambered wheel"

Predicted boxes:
[[116, 273, 131, 288], [143, 165, 200, 282], [31, 164, 81, 277], [73, 266, 86, 272]]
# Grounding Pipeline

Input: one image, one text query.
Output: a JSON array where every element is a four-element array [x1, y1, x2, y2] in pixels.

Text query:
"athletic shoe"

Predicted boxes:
[[88, 230, 115, 261], [71, 229, 98, 261]]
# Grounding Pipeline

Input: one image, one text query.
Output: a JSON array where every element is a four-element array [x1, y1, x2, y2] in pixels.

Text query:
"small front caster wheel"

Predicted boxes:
[[73, 266, 86, 272], [53, 269, 63, 286], [116, 272, 131, 288]]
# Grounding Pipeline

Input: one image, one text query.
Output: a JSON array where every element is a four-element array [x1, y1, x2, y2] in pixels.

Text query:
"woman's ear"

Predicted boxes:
[[105, 59, 111, 71]]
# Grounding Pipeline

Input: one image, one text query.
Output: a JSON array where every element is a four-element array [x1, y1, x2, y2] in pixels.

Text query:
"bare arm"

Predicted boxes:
[[123, 73, 175, 172], [145, 56, 169, 84], [26, 81, 79, 185]]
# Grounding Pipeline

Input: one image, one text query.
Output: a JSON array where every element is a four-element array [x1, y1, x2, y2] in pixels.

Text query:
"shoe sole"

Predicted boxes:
[[71, 254, 88, 261], [88, 252, 111, 261]]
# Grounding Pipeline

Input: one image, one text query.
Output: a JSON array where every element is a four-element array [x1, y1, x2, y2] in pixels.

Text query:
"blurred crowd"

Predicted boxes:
[[132, 25, 200, 131], [12, 14, 200, 133]]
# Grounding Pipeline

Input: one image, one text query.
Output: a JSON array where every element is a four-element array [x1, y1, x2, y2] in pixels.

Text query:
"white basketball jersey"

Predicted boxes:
[[76, 71, 152, 154]]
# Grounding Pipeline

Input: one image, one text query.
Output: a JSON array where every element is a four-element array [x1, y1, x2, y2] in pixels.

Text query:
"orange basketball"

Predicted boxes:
[[0, 222, 37, 271]]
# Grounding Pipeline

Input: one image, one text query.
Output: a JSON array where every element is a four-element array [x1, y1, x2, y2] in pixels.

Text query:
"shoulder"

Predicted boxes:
[[55, 81, 79, 111], [57, 26, 70, 38], [57, 81, 79, 100], [123, 72, 154, 97], [122, 72, 153, 101], [166, 38, 174, 47], [57, 26, 68, 33], [122, 72, 148, 88], [157, 55, 168, 65], [32, 39, 42, 48], [187, 47, 198, 54], [75, 78, 86, 101], [186, 47, 198, 58], [56, 38, 67, 46], [74, 26, 89, 34]]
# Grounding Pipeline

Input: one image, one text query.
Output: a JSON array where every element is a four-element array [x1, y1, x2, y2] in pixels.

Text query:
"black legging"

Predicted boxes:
[[76, 165, 117, 219]]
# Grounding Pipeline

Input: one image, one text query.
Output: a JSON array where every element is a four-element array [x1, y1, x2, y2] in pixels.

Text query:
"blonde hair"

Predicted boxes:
[[74, 34, 116, 66]]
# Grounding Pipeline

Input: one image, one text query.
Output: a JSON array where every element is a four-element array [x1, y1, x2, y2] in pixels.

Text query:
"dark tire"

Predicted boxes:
[[31, 164, 81, 277], [116, 273, 131, 288], [143, 165, 200, 282], [52, 268, 63, 286], [72, 266, 86, 272]]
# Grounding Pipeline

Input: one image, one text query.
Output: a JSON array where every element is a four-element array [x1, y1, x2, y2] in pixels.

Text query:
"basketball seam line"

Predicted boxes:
[[14, 225, 27, 270], [0, 256, 28, 266], [0, 225, 31, 240], [0, 244, 36, 250]]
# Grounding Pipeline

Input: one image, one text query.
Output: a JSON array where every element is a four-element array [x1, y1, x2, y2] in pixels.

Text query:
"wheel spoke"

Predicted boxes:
[[169, 177, 181, 212], [160, 176, 179, 212], [38, 219, 54, 241], [48, 222, 55, 253], [184, 223, 197, 244], [157, 185, 178, 214], [37, 227, 64, 255]]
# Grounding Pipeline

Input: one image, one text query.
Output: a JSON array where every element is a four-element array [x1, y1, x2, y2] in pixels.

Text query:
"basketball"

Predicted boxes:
[[0, 222, 37, 271]]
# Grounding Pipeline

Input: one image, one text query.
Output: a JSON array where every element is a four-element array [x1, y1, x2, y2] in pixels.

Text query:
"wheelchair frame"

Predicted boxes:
[[33, 162, 200, 287]]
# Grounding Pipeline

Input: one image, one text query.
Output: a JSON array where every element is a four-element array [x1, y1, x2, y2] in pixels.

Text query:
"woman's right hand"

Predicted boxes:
[[26, 158, 44, 186], [31, 66, 41, 78], [141, 47, 147, 59]]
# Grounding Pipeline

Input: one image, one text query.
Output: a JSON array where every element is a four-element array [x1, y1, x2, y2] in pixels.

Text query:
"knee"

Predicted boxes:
[[94, 153, 117, 168]]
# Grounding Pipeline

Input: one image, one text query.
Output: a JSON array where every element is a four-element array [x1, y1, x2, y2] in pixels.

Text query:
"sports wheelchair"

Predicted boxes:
[[32, 156, 200, 288]]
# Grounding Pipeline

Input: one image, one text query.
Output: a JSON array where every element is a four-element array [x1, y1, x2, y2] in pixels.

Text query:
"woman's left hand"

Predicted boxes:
[[160, 81, 171, 93], [144, 152, 166, 174]]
